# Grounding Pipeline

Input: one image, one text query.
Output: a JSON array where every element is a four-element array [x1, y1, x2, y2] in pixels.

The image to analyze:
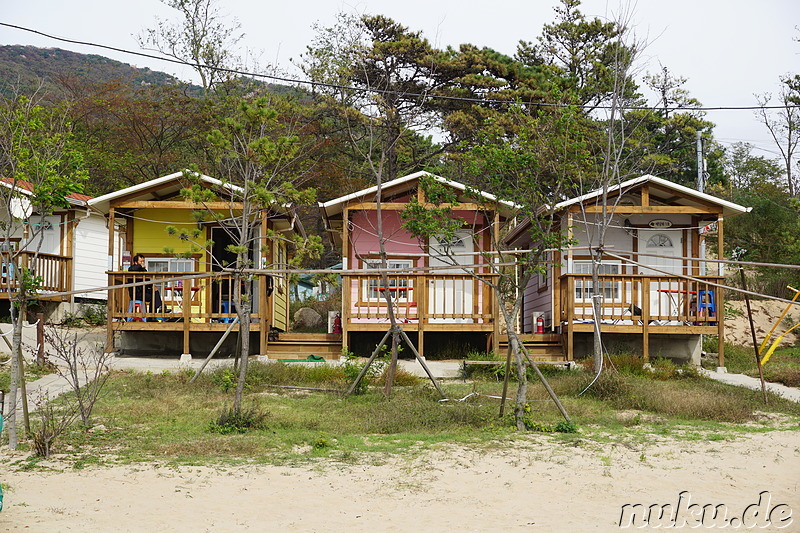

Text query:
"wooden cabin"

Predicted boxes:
[[319, 171, 517, 358], [0, 177, 107, 317], [88, 171, 293, 358], [507, 175, 751, 367]]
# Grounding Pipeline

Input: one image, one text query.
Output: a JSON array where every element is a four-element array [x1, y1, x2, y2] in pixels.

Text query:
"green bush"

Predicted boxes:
[[208, 405, 268, 434], [211, 368, 237, 393]]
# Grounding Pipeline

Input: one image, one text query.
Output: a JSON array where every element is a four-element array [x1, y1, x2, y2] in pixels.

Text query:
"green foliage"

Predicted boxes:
[[341, 347, 387, 395], [208, 405, 268, 435], [211, 368, 237, 393], [62, 303, 107, 327]]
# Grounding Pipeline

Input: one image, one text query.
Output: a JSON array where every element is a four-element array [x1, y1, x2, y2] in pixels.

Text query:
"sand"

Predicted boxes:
[[724, 300, 800, 349], [1, 429, 799, 532]]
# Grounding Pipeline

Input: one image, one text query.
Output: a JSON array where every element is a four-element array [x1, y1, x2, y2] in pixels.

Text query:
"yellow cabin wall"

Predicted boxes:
[[271, 239, 289, 331], [132, 208, 208, 267]]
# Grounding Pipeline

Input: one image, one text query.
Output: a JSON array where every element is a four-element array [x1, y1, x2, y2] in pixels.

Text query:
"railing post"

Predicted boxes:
[[341, 274, 350, 351], [565, 275, 574, 361], [642, 277, 650, 362]]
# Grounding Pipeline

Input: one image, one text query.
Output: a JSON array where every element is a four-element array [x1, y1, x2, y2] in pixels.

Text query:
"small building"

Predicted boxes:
[[319, 171, 516, 357], [88, 171, 294, 358], [507, 174, 751, 366], [0, 177, 107, 318]]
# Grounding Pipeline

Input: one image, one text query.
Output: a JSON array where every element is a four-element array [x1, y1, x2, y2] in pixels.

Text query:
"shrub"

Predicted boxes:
[[208, 405, 268, 434], [211, 368, 237, 393]]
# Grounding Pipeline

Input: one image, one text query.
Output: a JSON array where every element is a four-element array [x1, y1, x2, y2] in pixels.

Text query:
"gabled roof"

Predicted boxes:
[[0, 177, 93, 207], [505, 174, 752, 244], [551, 174, 751, 217], [88, 170, 237, 214], [319, 170, 520, 221]]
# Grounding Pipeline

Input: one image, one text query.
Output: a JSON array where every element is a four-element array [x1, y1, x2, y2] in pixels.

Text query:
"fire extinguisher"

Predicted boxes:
[[536, 314, 544, 334], [333, 313, 342, 334]]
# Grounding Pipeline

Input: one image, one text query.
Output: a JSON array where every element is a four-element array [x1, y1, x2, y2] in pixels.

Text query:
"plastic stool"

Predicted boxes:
[[697, 290, 716, 325], [127, 300, 147, 322], [220, 300, 233, 323]]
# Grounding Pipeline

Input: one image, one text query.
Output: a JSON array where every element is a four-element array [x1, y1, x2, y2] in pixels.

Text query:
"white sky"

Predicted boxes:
[[1, 0, 798, 160]]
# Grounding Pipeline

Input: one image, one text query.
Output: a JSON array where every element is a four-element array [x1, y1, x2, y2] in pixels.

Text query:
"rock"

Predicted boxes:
[[293, 307, 323, 330]]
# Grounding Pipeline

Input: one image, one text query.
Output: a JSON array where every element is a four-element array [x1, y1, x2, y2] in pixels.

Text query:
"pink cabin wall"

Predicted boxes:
[[349, 211, 425, 267], [348, 209, 488, 267]]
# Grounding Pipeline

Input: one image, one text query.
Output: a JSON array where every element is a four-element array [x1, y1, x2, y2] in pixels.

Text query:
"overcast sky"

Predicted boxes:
[[1, 0, 798, 160]]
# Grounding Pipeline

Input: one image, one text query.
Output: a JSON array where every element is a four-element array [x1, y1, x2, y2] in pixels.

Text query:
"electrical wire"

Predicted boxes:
[[2, 22, 798, 113]]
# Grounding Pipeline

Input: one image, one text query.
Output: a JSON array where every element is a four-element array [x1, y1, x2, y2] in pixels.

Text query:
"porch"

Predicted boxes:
[[341, 270, 501, 355], [106, 271, 275, 355], [558, 273, 724, 362], [0, 251, 72, 300]]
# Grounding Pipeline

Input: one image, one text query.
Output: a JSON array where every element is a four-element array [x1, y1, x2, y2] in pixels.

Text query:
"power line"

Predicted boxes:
[[3, 22, 800, 113]]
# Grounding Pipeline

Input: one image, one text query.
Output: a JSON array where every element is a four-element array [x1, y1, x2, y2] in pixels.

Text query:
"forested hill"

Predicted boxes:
[[0, 45, 194, 96]]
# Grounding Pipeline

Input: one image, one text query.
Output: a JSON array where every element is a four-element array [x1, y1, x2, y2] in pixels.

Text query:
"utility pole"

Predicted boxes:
[[697, 131, 707, 276]]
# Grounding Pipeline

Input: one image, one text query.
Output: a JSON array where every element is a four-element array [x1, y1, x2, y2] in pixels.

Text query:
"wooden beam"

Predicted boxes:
[[575, 205, 719, 214], [112, 200, 245, 210], [641, 186, 650, 206], [642, 278, 650, 362], [347, 202, 486, 212]]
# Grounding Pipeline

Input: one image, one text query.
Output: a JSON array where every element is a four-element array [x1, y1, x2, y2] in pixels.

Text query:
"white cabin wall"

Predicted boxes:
[[73, 212, 109, 300]]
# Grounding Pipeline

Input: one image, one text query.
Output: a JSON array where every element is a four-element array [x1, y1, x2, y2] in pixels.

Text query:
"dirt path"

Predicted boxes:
[[1, 430, 799, 532]]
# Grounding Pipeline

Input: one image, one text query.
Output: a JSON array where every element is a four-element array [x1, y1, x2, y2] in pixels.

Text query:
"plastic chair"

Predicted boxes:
[[127, 300, 147, 322]]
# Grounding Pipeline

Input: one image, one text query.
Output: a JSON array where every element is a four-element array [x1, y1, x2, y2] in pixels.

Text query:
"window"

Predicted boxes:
[[362, 259, 413, 301], [573, 261, 621, 301], [146, 258, 196, 272]]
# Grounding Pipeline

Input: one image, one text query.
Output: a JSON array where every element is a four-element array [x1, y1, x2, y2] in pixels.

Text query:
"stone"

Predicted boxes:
[[293, 307, 323, 330]]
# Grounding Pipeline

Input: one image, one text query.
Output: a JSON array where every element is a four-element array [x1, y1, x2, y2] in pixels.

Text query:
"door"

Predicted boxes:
[[638, 229, 682, 321], [429, 231, 474, 323]]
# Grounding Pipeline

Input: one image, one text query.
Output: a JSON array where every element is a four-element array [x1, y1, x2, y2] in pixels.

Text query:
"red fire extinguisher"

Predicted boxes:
[[333, 313, 342, 334], [536, 314, 544, 334]]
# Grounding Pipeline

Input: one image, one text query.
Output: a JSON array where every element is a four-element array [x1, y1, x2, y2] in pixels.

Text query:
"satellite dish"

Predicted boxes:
[[10, 197, 32, 219]]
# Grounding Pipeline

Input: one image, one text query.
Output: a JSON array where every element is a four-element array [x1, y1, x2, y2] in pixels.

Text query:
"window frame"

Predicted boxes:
[[573, 260, 622, 302], [360, 257, 414, 303]]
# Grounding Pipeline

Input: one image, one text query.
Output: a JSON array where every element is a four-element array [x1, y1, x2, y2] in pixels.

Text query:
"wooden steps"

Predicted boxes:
[[267, 332, 343, 360], [498, 334, 566, 361]]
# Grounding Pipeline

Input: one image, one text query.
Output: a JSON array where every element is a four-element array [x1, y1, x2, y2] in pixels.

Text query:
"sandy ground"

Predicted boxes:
[[724, 300, 800, 349], [1, 430, 799, 532]]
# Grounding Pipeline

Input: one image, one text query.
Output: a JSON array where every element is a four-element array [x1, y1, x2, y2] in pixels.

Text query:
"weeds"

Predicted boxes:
[[208, 405, 268, 435]]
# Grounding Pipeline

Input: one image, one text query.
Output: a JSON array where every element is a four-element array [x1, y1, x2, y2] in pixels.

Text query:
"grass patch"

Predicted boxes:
[[4, 360, 799, 468]]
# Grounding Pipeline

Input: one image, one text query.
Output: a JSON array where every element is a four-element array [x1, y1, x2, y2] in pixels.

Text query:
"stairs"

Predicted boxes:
[[498, 334, 566, 362], [267, 332, 343, 360]]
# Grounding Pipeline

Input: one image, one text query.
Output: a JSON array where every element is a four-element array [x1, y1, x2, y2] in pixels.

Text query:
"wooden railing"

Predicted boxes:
[[0, 251, 72, 295], [107, 271, 258, 323], [342, 272, 498, 324], [559, 273, 722, 326]]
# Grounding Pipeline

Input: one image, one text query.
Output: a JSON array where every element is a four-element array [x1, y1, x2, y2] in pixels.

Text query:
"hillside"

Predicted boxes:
[[0, 44, 303, 99], [0, 45, 192, 97]]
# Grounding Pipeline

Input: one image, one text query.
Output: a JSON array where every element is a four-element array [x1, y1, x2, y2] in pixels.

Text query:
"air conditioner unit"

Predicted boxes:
[[531, 311, 551, 333]]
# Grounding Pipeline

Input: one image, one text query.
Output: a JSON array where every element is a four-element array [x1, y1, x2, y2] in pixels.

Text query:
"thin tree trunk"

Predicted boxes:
[[233, 274, 251, 413]]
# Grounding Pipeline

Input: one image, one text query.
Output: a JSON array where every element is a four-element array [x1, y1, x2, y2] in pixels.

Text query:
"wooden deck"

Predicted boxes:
[[0, 251, 72, 301], [559, 273, 724, 362]]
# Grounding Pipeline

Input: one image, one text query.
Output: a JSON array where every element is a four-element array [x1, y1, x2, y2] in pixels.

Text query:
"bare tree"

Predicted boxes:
[[42, 325, 111, 427], [137, 0, 244, 94], [755, 79, 800, 196]]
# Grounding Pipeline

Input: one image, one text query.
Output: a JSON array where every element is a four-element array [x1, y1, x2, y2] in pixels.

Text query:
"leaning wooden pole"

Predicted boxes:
[[398, 329, 446, 398], [517, 341, 571, 423], [738, 264, 768, 404], [344, 328, 393, 397], [499, 344, 513, 418], [190, 317, 240, 383]]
